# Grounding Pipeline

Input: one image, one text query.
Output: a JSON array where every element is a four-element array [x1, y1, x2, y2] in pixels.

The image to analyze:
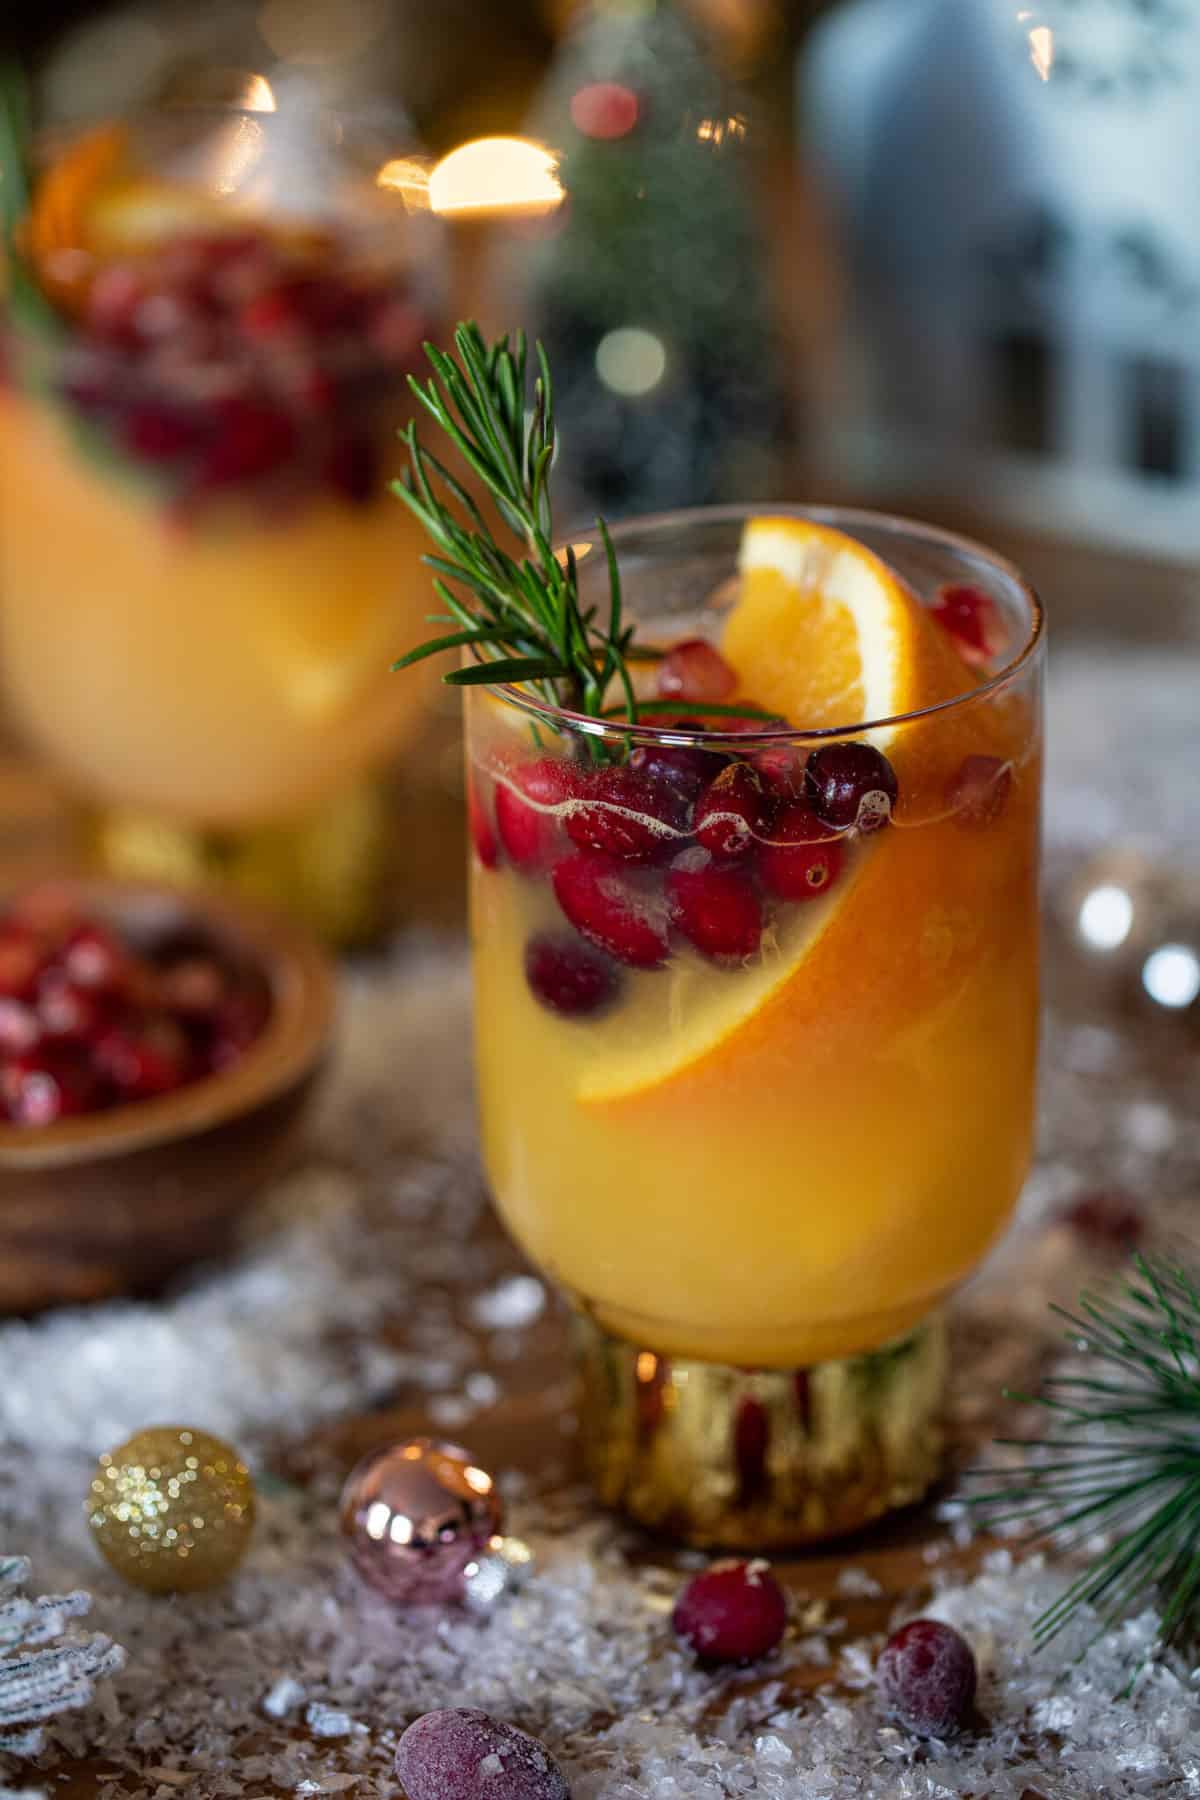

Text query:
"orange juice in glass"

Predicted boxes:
[[0, 99, 444, 940], [465, 505, 1043, 1546]]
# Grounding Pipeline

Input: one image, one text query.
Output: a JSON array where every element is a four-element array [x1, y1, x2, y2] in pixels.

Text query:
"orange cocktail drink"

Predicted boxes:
[[465, 506, 1043, 1544]]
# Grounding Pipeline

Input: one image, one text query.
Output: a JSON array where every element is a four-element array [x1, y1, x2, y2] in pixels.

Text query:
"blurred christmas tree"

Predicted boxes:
[[524, 0, 791, 517]]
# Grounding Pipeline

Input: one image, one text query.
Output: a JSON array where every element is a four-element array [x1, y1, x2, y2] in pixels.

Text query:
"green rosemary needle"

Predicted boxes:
[[970, 1254, 1200, 1664]]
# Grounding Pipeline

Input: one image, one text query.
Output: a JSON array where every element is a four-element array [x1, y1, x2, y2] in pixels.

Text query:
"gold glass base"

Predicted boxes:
[[575, 1311, 947, 1549], [79, 773, 399, 948]]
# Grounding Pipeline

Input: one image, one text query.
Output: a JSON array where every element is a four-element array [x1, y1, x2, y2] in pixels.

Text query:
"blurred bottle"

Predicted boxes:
[[516, 0, 792, 520], [0, 49, 449, 943], [801, 0, 1200, 559]]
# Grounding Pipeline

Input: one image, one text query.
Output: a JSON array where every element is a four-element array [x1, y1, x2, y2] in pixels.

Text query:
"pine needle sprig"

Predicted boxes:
[[969, 1254, 1200, 1666], [390, 322, 643, 753]]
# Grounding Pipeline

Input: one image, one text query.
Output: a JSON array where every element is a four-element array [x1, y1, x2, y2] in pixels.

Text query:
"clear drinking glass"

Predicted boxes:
[[464, 504, 1043, 1547]]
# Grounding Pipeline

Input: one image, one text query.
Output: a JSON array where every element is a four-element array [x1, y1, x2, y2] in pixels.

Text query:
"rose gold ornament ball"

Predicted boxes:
[[339, 1437, 503, 1605]]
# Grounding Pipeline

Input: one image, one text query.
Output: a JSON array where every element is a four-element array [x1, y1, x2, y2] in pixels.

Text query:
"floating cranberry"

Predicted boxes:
[[467, 777, 500, 870], [876, 1618, 977, 1737], [932, 585, 1005, 669], [201, 396, 297, 485], [0, 925, 41, 1001], [239, 287, 302, 339], [95, 1019, 190, 1101], [325, 435, 378, 506], [36, 971, 115, 1044], [159, 956, 227, 1018], [672, 1560, 788, 1664], [524, 932, 620, 1018], [667, 858, 762, 962], [84, 265, 146, 345], [394, 1709, 569, 1800], [1062, 1187, 1145, 1254], [947, 754, 1012, 826], [0, 998, 40, 1055], [565, 766, 687, 861], [805, 742, 898, 833], [657, 639, 738, 705], [629, 741, 725, 803], [494, 759, 576, 871], [552, 852, 670, 969], [750, 743, 805, 796], [122, 404, 201, 462], [758, 804, 845, 903], [2, 1045, 100, 1126], [694, 763, 768, 861], [61, 923, 129, 994]]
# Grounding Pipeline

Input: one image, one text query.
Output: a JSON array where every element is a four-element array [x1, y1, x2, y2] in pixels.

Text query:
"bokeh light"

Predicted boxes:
[[428, 138, 564, 219]]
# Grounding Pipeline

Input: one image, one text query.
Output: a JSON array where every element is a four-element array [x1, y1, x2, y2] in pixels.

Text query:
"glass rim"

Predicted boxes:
[[486, 501, 1045, 747]]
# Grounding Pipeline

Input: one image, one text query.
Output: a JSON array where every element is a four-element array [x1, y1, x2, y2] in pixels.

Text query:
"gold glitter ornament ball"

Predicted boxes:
[[86, 1426, 256, 1593]]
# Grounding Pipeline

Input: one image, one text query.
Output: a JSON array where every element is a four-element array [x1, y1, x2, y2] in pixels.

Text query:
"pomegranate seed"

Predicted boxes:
[[552, 852, 670, 969], [667, 857, 762, 961], [947, 754, 1012, 825], [876, 1618, 977, 1737], [36, 971, 116, 1043], [2, 1045, 101, 1126], [629, 741, 726, 801], [1062, 1187, 1145, 1254], [524, 932, 620, 1017], [95, 1019, 190, 1100], [159, 956, 227, 1018], [565, 766, 688, 861], [61, 923, 129, 993], [0, 998, 40, 1055], [122, 404, 201, 462], [0, 925, 41, 1000], [805, 742, 898, 833], [494, 759, 577, 871], [758, 803, 845, 902], [932, 584, 1005, 668], [201, 396, 297, 485], [694, 763, 768, 860], [657, 639, 738, 705], [206, 982, 271, 1071], [672, 1560, 787, 1664], [467, 777, 499, 870], [325, 435, 378, 506], [395, 1709, 569, 1800]]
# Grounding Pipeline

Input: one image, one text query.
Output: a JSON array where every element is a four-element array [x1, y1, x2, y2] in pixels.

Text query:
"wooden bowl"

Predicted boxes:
[[0, 878, 336, 1312]]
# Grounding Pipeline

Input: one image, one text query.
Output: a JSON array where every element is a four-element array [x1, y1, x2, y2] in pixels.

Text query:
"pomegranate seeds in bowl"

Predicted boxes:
[[0, 890, 273, 1126]]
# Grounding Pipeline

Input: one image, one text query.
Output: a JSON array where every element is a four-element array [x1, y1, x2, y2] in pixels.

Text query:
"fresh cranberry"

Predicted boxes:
[[239, 287, 302, 339], [552, 852, 670, 969], [758, 803, 845, 902], [629, 741, 726, 802], [694, 763, 768, 861], [0, 998, 40, 1055], [35, 971, 116, 1043], [467, 778, 500, 870], [947, 754, 1012, 825], [565, 766, 687, 862], [0, 925, 41, 1001], [750, 743, 805, 795], [1062, 1188, 1145, 1254], [657, 639, 738, 705], [524, 932, 620, 1018], [95, 1019, 190, 1100], [494, 759, 576, 871], [667, 857, 762, 962], [201, 396, 297, 485], [394, 1709, 569, 1800], [805, 742, 898, 833], [325, 435, 379, 505], [932, 585, 1006, 669], [84, 265, 146, 344], [122, 404, 201, 462], [672, 1560, 788, 1664], [2, 1045, 101, 1126], [876, 1618, 977, 1737], [369, 298, 426, 363], [60, 923, 129, 994]]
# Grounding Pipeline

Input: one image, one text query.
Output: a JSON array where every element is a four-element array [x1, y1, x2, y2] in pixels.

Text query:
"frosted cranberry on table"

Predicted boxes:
[[394, 1708, 569, 1800], [672, 1559, 788, 1664], [876, 1618, 978, 1737]]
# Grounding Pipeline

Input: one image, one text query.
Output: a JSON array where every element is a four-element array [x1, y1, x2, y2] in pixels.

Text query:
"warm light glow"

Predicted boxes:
[[364, 1501, 391, 1541], [1143, 944, 1200, 1011], [463, 1465, 494, 1496], [697, 115, 747, 147], [1078, 883, 1135, 952], [240, 73, 277, 113], [375, 158, 430, 208], [596, 326, 667, 397], [209, 117, 266, 197], [1029, 25, 1054, 80], [388, 1513, 414, 1546], [570, 82, 639, 140], [636, 1351, 658, 1383], [428, 138, 564, 219]]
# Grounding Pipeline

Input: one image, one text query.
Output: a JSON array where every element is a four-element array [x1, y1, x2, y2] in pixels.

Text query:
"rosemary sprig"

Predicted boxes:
[[391, 322, 640, 753], [970, 1254, 1200, 1669], [0, 63, 64, 342]]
